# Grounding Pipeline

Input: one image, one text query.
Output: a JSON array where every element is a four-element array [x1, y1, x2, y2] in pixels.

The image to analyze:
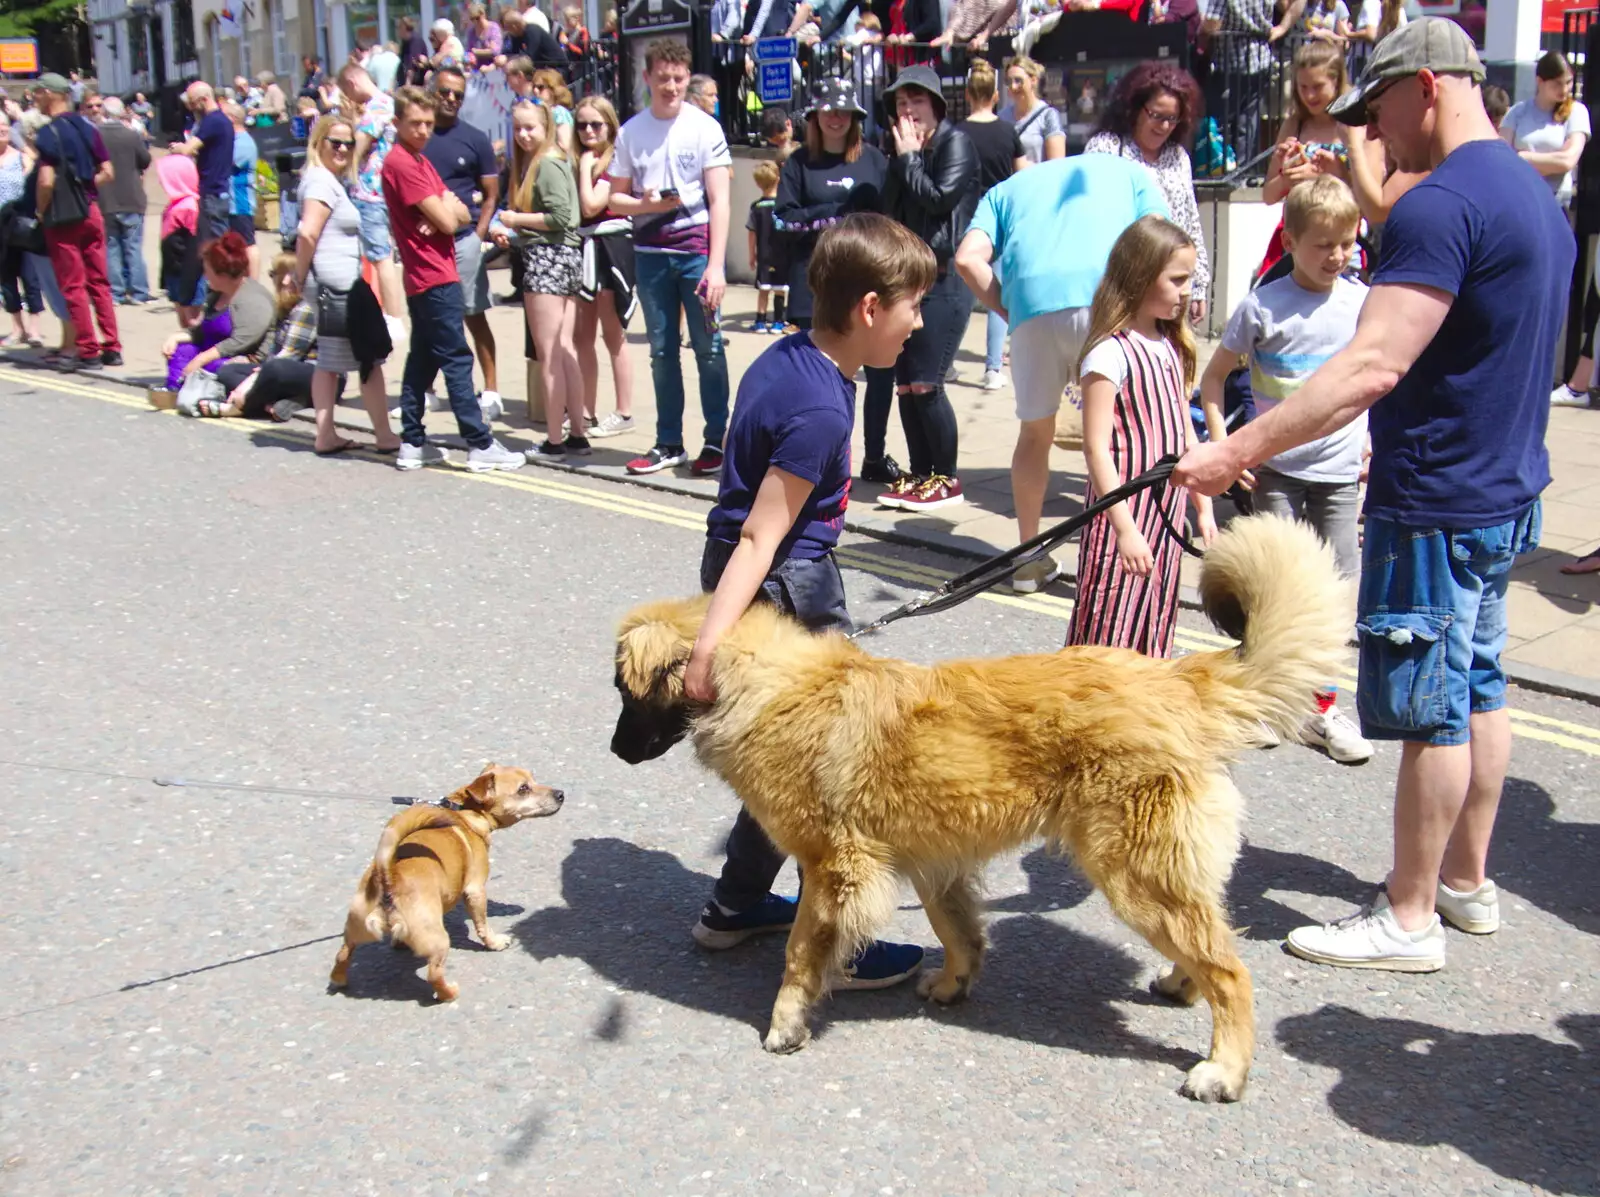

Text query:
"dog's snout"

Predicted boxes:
[[551, 789, 565, 804]]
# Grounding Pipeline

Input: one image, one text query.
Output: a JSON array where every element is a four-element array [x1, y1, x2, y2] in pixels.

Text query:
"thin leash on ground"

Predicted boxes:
[[0, 758, 443, 806], [850, 454, 1201, 640]]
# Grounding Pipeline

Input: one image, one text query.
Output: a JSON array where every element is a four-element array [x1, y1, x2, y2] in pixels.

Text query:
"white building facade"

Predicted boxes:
[[88, 0, 201, 100]]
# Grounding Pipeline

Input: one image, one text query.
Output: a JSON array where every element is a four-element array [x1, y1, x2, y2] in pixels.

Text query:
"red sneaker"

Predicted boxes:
[[625, 445, 689, 475], [877, 474, 921, 510], [689, 445, 724, 476], [895, 475, 965, 512]]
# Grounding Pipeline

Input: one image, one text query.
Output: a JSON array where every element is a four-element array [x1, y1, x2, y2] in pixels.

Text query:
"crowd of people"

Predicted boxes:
[[0, 10, 1586, 993]]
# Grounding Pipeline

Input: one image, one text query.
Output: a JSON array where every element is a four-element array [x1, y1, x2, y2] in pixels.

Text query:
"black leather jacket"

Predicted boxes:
[[883, 120, 979, 267]]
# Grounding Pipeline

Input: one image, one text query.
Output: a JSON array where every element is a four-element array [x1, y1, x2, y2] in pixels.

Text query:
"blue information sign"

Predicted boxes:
[[753, 36, 797, 61], [758, 60, 793, 104]]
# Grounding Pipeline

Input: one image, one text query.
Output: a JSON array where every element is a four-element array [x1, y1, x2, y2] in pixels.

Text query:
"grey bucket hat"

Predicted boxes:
[[881, 64, 947, 122], [1329, 17, 1486, 125], [805, 76, 869, 120]]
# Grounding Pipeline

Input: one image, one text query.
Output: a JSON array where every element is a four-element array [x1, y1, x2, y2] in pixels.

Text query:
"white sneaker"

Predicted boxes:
[[1300, 704, 1374, 764], [1286, 890, 1446, 972], [1011, 555, 1061, 594], [980, 369, 1005, 391], [1436, 878, 1499, 934], [425, 390, 450, 413], [465, 439, 526, 473], [590, 412, 635, 438], [945, 364, 961, 384], [396, 443, 448, 471], [1550, 384, 1591, 408], [478, 390, 504, 422]]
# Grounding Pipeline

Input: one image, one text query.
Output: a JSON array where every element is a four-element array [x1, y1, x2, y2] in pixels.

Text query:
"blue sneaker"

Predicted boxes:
[[749, 320, 769, 334], [835, 940, 924, 991], [692, 893, 797, 949]]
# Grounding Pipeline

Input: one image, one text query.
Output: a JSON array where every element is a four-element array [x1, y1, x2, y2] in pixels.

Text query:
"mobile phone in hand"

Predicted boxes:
[[658, 187, 680, 201]]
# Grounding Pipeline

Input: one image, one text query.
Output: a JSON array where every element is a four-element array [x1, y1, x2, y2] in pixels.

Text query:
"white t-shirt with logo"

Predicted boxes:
[[613, 104, 732, 255]]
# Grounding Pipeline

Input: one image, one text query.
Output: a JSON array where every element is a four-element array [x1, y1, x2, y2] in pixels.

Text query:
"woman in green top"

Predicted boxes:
[[500, 102, 586, 458]]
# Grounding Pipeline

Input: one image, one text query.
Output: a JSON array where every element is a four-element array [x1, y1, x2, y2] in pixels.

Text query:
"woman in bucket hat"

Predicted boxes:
[[878, 64, 979, 512], [774, 77, 904, 484]]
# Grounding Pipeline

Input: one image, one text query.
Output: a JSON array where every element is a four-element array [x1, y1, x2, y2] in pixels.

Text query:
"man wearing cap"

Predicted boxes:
[[31, 72, 122, 370], [1175, 19, 1572, 972]]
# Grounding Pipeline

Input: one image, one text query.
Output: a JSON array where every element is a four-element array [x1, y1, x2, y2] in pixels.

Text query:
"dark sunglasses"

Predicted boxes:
[[436, 88, 464, 99], [326, 137, 355, 149], [576, 119, 606, 131]]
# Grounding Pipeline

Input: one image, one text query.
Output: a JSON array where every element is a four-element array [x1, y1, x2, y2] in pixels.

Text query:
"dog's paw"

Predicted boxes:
[[762, 1023, 811, 1054], [915, 968, 971, 1005], [1151, 966, 1200, 1006], [431, 980, 461, 1003], [1180, 1059, 1246, 1104], [483, 932, 512, 951]]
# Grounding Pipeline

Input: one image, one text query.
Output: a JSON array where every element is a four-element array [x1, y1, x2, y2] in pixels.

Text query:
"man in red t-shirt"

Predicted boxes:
[[380, 86, 524, 473]]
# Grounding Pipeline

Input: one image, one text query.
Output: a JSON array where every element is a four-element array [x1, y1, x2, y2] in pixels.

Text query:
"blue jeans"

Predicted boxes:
[[24, 252, 67, 320], [985, 307, 1005, 373], [1355, 503, 1542, 747], [634, 250, 729, 451], [104, 210, 151, 303], [0, 244, 42, 314], [399, 282, 492, 450], [700, 536, 850, 910], [279, 195, 299, 252]]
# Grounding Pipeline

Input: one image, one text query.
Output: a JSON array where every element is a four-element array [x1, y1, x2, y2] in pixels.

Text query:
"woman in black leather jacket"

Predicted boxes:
[[879, 65, 979, 512]]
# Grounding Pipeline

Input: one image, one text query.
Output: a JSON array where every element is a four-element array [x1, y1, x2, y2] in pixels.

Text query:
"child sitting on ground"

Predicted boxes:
[[685, 212, 935, 991], [746, 160, 790, 333], [1199, 175, 1372, 764]]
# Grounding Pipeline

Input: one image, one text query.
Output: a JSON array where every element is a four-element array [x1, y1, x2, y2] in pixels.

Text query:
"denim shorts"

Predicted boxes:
[[1356, 503, 1542, 746], [699, 538, 851, 635], [354, 199, 394, 262]]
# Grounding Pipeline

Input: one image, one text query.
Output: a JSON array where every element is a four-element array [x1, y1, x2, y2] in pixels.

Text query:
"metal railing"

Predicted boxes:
[[1563, 8, 1596, 99]]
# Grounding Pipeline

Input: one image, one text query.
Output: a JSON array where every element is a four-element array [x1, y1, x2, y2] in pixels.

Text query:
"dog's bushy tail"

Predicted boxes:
[[1195, 514, 1351, 740], [365, 806, 462, 942]]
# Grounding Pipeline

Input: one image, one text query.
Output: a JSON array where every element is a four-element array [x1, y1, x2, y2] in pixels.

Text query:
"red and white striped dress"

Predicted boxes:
[[1066, 329, 1190, 658]]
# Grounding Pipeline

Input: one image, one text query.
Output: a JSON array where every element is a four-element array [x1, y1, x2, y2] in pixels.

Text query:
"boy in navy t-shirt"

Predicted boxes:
[[685, 213, 936, 989]]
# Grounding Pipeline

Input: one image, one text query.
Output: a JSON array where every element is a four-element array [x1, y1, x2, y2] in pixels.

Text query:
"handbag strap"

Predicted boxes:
[[44, 118, 83, 188]]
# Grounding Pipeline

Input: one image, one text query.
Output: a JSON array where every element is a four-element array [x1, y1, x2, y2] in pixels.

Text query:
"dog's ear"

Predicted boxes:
[[616, 620, 692, 702], [447, 769, 497, 810]]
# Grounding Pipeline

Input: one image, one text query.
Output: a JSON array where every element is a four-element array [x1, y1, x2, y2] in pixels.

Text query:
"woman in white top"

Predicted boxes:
[[1502, 51, 1590, 208], [293, 115, 401, 455], [998, 55, 1065, 162]]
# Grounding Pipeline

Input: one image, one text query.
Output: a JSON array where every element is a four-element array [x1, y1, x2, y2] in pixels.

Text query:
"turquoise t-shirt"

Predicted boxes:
[[229, 130, 258, 218], [969, 154, 1168, 328]]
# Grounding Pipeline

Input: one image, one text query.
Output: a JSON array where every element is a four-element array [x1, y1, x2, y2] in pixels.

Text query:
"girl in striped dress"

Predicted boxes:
[[1066, 215, 1216, 657]]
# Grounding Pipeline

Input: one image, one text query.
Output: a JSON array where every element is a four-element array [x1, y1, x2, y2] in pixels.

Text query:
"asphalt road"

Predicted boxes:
[[2, 378, 1598, 1197]]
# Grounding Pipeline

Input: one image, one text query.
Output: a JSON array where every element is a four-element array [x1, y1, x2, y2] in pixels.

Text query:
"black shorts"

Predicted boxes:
[[227, 214, 257, 242]]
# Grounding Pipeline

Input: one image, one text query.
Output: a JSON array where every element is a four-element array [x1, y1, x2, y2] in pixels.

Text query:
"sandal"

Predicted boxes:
[[1559, 547, 1600, 576], [314, 439, 359, 457], [39, 349, 68, 366], [196, 398, 229, 418]]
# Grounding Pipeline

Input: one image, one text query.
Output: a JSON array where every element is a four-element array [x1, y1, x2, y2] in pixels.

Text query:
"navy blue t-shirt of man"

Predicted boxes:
[[706, 332, 855, 562]]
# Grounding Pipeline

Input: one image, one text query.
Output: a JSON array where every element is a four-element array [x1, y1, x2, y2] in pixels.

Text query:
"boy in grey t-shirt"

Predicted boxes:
[[1199, 176, 1371, 764]]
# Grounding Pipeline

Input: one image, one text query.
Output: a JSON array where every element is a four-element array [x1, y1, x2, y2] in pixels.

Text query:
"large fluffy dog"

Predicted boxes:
[[612, 516, 1348, 1102]]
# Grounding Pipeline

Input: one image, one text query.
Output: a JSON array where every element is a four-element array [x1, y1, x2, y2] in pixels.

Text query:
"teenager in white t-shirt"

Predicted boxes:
[[609, 39, 734, 477]]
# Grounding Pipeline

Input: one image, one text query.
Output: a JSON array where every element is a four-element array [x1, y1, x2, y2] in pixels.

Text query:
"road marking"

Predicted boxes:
[[13, 366, 1600, 755]]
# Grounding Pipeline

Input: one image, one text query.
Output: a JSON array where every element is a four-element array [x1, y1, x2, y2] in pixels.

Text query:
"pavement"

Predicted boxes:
[[11, 175, 1600, 700], [2, 380, 1599, 1195]]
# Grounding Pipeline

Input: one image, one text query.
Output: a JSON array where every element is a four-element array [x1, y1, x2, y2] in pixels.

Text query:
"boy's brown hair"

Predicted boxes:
[[809, 213, 937, 336], [752, 160, 781, 191], [1482, 83, 1510, 128], [645, 38, 691, 71], [1283, 175, 1360, 239], [394, 85, 436, 118]]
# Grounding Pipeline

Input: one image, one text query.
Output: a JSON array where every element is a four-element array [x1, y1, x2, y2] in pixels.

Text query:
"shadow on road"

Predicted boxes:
[[1494, 777, 1598, 937], [1278, 1006, 1599, 1196], [513, 837, 1197, 1074]]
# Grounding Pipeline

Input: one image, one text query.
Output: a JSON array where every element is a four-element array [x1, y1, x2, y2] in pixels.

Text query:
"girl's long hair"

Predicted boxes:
[[1377, 0, 1404, 39], [1538, 50, 1575, 123], [1077, 215, 1197, 392], [574, 94, 619, 174], [1290, 40, 1349, 129], [511, 103, 554, 212]]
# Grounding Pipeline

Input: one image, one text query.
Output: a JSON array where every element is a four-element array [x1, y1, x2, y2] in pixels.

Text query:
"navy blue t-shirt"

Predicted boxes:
[[34, 115, 107, 201], [1367, 138, 1572, 527], [194, 108, 235, 198], [422, 118, 498, 225], [706, 333, 854, 561]]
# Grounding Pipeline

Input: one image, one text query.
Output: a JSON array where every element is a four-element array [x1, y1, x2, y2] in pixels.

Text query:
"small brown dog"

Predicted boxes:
[[330, 764, 563, 1001]]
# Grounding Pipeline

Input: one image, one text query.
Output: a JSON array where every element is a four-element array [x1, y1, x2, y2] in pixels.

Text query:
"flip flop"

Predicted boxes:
[[1559, 548, 1600, 576], [314, 439, 358, 457], [373, 444, 402, 455]]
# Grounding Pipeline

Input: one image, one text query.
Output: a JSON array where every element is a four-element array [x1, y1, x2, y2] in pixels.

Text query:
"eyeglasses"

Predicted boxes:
[[436, 88, 464, 99], [1142, 106, 1179, 128], [326, 137, 355, 150], [576, 120, 605, 131]]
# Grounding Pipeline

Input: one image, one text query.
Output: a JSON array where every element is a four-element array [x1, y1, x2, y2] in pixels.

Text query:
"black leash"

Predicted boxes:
[[849, 453, 1201, 639]]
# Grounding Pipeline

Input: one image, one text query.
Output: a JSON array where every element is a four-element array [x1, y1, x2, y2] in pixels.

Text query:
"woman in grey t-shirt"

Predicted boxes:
[[998, 55, 1065, 163], [293, 115, 400, 455]]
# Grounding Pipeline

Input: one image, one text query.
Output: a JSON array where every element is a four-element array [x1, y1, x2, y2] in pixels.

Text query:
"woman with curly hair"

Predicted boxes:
[[1084, 60, 1209, 323]]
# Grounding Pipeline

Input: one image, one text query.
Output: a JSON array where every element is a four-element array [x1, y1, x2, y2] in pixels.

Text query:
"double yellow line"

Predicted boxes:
[[10, 364, 1600, 757]]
